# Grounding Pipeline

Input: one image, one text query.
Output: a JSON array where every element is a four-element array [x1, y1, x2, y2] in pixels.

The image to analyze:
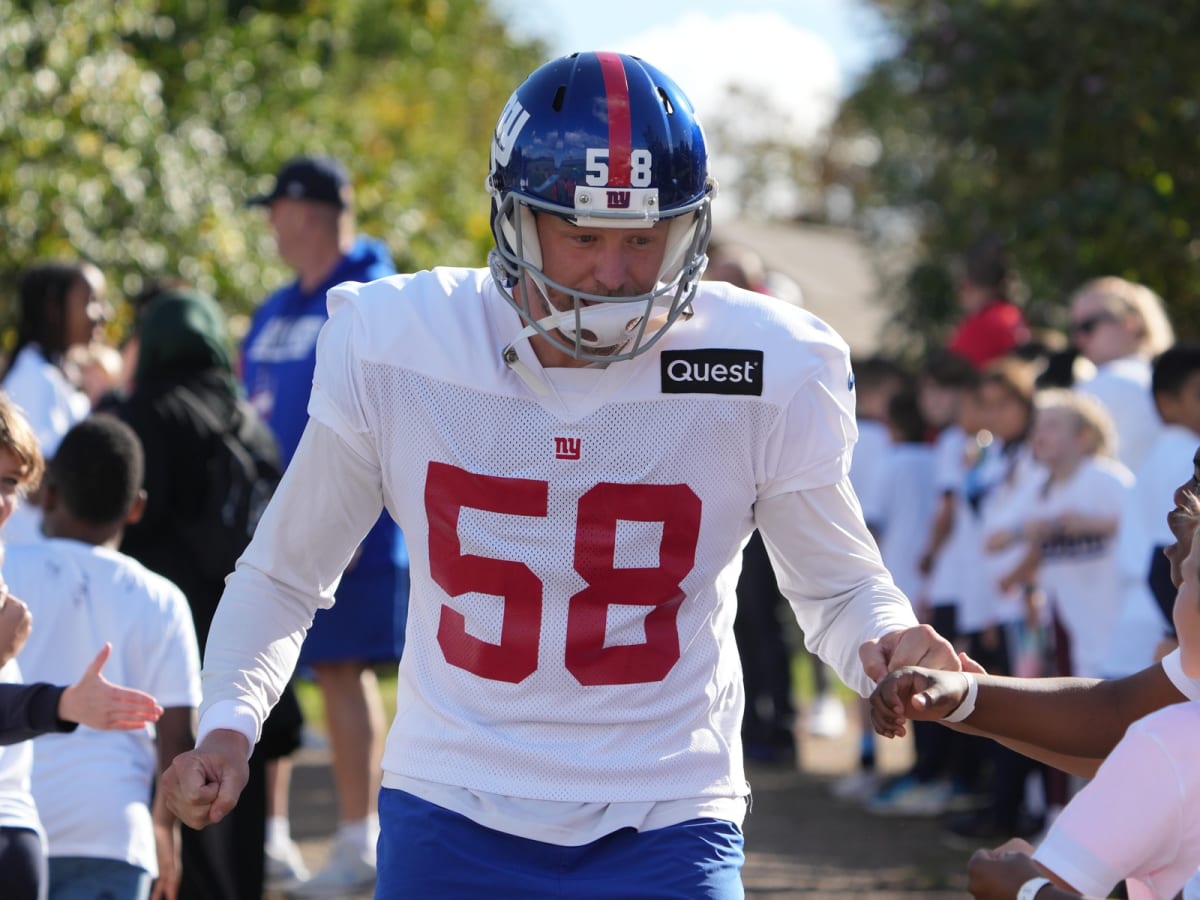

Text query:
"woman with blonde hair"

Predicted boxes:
[[1069, 276, 1175, 470]]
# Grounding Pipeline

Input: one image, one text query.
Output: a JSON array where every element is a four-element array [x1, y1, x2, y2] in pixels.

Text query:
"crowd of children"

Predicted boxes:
[[826, 257, 1200, 897]]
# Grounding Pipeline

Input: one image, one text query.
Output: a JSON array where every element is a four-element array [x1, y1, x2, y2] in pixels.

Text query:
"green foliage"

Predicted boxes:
[[829, 0, 1200, 354], [0, 0, 544, 343]]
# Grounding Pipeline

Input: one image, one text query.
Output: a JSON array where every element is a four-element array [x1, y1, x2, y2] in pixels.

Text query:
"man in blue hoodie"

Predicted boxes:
[[242, 156, 409, 895]]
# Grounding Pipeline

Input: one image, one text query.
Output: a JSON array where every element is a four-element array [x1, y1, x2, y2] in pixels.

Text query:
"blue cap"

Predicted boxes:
[[247, 156, 352, 208]]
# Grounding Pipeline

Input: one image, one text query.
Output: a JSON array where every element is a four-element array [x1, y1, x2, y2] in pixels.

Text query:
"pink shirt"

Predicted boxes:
[[1034, 701, 1200, 899]]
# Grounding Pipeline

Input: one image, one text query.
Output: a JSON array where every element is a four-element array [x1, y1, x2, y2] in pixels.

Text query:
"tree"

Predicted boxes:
[[0, 0, 544, 346], [826, 0, 1200, 352]]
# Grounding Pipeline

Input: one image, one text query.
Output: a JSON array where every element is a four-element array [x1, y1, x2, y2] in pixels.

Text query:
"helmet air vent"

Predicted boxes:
[[656, 87, 674, 115], [552, 85, 567, 112]]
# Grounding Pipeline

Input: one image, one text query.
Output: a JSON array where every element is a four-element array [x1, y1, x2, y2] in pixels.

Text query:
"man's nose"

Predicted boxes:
[[592, 241, 631, 292]]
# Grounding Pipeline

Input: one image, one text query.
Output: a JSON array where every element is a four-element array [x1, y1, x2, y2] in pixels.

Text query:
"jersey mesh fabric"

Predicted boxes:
[[366, 360, 772, 802]]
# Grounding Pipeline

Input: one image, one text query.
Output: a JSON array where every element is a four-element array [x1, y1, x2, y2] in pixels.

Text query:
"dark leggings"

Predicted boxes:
[[0, 826, 46, 900]]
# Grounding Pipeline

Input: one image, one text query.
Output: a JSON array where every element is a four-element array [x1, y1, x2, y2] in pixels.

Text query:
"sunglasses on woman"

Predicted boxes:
[[1070, 312, 1117, 337]]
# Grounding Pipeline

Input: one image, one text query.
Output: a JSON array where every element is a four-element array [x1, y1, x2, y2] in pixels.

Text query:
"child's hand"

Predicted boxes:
[[967, 846, 1046, 900], [0, 592, 32, 668], [1023, 517, 1057, 544], [869, 666, 969, 738], [58, 643, 164, 730]]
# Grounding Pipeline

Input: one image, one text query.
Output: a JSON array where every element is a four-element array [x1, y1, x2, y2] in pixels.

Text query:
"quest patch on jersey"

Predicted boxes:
[[660, 349, 764, 396]]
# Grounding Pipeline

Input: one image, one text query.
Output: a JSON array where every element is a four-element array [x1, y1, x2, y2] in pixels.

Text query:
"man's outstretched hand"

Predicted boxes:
[[859, 624, 960, 684], [162, 729, 251, 830]]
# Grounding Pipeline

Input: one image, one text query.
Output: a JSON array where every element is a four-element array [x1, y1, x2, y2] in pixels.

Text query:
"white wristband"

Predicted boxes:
[[941, 671, 978, 723], [1017, 876, 1051, 900]]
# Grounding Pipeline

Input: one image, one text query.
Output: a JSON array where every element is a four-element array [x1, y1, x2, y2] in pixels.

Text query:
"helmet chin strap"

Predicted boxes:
[[506, 298, 672, 357], [501, 301, 676, 395]]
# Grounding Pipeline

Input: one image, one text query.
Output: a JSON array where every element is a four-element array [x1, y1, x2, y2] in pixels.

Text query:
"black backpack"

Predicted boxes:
[[173, 387, 282, 583]]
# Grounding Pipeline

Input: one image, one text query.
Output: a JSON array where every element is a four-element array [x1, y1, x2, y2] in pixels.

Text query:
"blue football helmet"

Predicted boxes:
[[487, 51, 715, 363]]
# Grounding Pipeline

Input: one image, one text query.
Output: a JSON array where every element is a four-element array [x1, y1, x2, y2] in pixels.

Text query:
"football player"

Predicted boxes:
[[164, 51, 958, 897]]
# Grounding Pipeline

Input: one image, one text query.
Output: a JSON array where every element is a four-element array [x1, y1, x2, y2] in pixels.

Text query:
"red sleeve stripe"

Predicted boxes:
[[596, 52, 632, 187]]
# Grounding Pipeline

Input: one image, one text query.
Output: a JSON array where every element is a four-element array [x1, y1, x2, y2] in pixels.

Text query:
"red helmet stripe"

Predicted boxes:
[[596, 52, 632, 186]]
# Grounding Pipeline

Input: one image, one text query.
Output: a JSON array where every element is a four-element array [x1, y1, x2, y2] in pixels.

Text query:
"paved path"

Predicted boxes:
[[268, 699, 974, 898]]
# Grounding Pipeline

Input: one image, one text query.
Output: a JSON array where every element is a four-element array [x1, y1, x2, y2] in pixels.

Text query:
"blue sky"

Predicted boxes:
[[495, 0, 893, 96]]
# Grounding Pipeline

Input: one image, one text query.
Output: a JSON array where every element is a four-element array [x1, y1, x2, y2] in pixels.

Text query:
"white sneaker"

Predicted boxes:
[[866, 778, 954, 817], [805, 694, 847, 738], [265, 837, 310, 888], [831, 769, 881, 803], [285, 838, 376, 898]]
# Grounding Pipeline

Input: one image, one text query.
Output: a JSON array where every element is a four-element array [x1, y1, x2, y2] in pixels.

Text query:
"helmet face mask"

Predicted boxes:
[[487, 51, 715, 363]]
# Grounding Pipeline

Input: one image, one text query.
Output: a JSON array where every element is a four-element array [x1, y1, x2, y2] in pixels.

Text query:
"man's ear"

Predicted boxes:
[[125, 489, 147, 526]]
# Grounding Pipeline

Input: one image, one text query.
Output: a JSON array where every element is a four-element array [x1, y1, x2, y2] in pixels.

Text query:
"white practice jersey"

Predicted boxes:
[[200, 268, 918, 839]]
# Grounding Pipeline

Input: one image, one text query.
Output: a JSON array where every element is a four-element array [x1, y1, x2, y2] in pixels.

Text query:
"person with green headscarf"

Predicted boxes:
[[110, 285, 302, 900]]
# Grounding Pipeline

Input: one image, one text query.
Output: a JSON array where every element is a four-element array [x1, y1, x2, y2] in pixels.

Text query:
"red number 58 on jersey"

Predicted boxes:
[[425, 461, 702, 686]]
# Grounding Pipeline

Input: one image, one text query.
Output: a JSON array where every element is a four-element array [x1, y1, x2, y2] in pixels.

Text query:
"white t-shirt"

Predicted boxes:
[[1, 345, 90, 545], [198, 268, 919, 845], [1034, 700, 1200, 900], [974, 443, 1047, 632], [1103, 428, 1198, 674], [0, 659, 42, 843], [1033, 457, 1134, 677], [7, 540, 201, 874], [1124, 425, 1200, 561], [926, 427, 965, 607], [874, 441, 937, 600], [850, 418, 891, 532], [1076, 355, 1160, 472]]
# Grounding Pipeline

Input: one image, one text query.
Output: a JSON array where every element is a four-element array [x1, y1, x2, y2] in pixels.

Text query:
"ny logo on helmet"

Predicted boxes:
[[492, 95, 530, 168]]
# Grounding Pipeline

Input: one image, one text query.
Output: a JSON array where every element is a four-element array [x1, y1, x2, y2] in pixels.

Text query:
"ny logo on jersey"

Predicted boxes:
[[554, 436, 581, 460]]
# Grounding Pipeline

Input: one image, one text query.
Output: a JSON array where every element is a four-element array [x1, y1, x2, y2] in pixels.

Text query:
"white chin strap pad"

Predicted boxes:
[[499, 203, 542, 271], [542, 303, 650, 348], [658, 213, 698, 282]]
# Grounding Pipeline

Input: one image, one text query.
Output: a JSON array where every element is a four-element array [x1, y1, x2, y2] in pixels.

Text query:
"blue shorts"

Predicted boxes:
[[375, 788, 745, 899], [299, 564, 409, 665]]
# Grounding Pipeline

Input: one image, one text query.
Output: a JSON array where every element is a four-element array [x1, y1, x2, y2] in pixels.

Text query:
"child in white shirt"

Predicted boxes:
[[989, 390, 1132, 678], [9, 416, 200, 900]]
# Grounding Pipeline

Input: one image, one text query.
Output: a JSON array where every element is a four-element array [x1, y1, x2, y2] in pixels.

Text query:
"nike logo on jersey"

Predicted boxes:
[[660, 349, 764, 395]]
